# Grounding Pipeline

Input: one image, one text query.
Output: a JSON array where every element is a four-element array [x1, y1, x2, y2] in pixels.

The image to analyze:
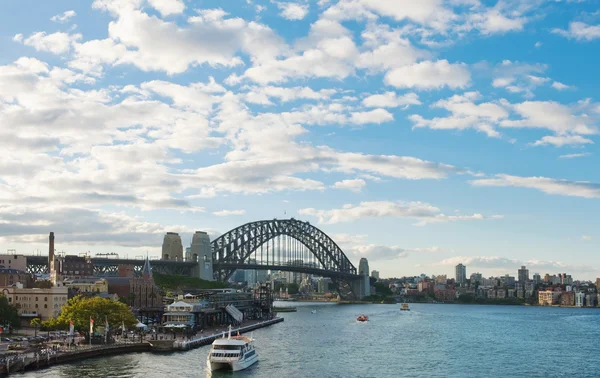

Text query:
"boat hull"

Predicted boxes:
[[209, 355, 258, 372]]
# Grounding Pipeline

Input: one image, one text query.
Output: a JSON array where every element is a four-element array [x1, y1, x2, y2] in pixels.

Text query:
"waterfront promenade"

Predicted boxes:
[[0, 317, 283, 375]]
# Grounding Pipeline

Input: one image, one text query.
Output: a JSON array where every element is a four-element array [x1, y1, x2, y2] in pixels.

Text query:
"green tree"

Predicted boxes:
[[30, 318, 41, 337], [52, 296, 137, 333], [374, 282, 393, 296], [0, 296, 20, 331]]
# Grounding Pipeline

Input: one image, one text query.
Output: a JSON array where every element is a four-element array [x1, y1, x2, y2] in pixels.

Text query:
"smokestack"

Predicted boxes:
[[49, 232, 55, 270]]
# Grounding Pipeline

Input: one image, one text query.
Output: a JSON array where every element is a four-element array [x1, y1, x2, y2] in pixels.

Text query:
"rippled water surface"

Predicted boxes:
[[19, 303, 600, 377]]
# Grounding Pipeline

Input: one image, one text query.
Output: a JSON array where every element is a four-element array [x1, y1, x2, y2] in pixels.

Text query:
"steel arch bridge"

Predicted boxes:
[[211, 218, 362, 299]]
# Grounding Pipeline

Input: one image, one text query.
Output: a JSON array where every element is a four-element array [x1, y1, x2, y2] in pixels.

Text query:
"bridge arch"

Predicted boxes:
[[211, 219, 359, 297]]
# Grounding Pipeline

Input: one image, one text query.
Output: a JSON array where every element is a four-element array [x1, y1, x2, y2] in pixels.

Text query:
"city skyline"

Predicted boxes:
[[1, 1, 599, 280]]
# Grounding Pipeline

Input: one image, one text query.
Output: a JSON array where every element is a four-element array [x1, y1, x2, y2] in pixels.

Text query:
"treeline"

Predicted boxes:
[[153, 272, 228, 292]]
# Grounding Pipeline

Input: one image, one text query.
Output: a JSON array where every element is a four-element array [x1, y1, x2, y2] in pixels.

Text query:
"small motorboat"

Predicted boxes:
[[311, 310, 317, 314], [356, 314, 369, 322], [400, 303, 410, 311]]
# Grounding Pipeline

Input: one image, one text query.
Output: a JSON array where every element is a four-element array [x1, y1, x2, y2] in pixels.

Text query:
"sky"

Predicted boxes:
[[0, 0, 599, 280]]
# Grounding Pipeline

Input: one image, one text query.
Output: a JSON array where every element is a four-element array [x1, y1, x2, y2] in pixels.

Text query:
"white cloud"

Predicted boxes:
[[384, 60, 471, 90], [277, 2, 309, 20], [331, 179, 366, 193], [471, 174, 600, 199], [299, 200, 502, 226], [582, 235, 592, 241], [409, 92, 507, 138], [501, 101, 598, 136], [147, 0, 185, 16], [491, 60, 549, 98], [532, 135, 594, 147], [349, 109, 394, 124], [213, 209, 246, 216], [81, 5, 287, 75], [18, 32, 82, 54], [243, 86, 336, 105], [0, 205, 190, 248], [468, 9, 526, 35], [534, 41, 542, 48], [552, 81, 571, 91], [362, 92, 421, 109], [553, 22, 600, 41], [51, 10, 77, 23], [559, 152, 591, 159]]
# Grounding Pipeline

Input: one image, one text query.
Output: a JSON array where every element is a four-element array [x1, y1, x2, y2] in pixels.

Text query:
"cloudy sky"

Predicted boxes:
[[1, 0, 599, 279]]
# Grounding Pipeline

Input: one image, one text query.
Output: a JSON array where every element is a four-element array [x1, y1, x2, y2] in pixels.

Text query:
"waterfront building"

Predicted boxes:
[[561, 292, 574, 306], [596, 277, 600, 289], [435, 275, 447, 284], [0, 268, 30, 288], [500, 275, 516, 288], [190, 231, 213, 280], [525, 282, 535, 298], [185, 247, 191, 262], [162, 285, 274, 330], [371, 270, 380, 279], [496, 289, 506, 299], [507, 289, 515, 298], [0, 253, 27, 272], [518, 266, 529, 283], [434, 289, 456, 301], [0, 286, 68, 323], [533, 273, 541, 284], [559, 273, 573, 285], [517, 289, 524, 299], [585, 294, 597, 307], [538, 290, 560, 306], [417, 280, 434, 294], [470, 273, 482, 284], [479, 277, 497, 288], [575, 292, 585, 307], [488, 289, 496, 299], [455, 264, 467, 286], [63, 277, 108, 294], [162, 232, 183, 261], [51, 254, 95, 286]]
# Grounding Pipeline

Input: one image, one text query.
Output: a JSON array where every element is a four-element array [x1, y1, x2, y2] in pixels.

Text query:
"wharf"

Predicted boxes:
[[173, 317, 284, 350], [273, 306, 297, 312], [1, 343, 149, 376]]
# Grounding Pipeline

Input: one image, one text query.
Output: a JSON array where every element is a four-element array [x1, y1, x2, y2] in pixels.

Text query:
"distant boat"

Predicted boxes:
[[208, 326, 258, 372], [311, 310, 317, 314], [400, 303, 410, 311], [356, 314, 368, 322]]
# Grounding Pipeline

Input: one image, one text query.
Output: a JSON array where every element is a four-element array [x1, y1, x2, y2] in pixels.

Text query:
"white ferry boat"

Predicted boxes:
[[207, 326, 258, 372]]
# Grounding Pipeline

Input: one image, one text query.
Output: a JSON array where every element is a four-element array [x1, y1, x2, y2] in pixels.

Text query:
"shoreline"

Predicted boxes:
[[0, 317, 284, 376]]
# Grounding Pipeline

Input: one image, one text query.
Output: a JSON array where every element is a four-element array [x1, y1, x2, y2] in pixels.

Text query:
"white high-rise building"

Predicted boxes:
[[371, 270, 380, 279], [455, 264, 467, 285]]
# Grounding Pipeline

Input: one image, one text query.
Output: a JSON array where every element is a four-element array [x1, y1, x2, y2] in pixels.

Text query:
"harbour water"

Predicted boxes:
[[19, 302, 600, 377]]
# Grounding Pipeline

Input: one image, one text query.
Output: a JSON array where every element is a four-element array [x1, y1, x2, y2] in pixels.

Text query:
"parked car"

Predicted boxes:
[[1, 337, 12, 342]]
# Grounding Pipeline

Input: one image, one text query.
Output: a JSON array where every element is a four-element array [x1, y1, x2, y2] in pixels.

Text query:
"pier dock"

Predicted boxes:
[[173, 317, 284, 350]]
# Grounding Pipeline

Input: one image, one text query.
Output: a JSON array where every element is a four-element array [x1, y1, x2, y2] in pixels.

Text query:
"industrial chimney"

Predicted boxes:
[[49, 232, 55, 271]]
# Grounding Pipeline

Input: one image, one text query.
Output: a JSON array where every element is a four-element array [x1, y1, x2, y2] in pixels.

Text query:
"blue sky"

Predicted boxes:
[[1, 0, 599, 279]]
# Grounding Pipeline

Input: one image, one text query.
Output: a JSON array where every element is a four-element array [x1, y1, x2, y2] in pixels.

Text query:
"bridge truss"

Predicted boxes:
[[211, 218, 360, 299], [25, 256, 196, 277]]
